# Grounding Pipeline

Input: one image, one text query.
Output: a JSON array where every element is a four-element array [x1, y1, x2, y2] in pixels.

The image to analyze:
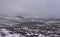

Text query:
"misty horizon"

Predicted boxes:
[[0, 0, 60, 18]]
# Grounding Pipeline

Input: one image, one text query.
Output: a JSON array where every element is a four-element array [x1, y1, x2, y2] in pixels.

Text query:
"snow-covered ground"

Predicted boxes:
[[0, 29, 20, 37], [0, 28, 50, 37]]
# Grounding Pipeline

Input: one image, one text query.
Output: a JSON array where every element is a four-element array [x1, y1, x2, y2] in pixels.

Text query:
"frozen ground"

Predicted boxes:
[[0, 29, 50, 37]]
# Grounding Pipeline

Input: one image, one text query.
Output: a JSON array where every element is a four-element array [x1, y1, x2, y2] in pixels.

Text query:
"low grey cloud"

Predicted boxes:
[[0, 0, 60, 18]]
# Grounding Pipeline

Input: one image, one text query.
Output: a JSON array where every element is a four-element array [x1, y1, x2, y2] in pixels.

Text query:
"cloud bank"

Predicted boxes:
[[0, 0, 60, 18]]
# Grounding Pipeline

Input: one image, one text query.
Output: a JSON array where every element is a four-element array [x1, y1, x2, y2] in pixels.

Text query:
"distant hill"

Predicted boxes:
[[14, 22, 45, 27]]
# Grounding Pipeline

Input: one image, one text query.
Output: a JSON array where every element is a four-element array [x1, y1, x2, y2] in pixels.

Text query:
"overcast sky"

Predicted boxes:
[[0, 0, 60, 18]]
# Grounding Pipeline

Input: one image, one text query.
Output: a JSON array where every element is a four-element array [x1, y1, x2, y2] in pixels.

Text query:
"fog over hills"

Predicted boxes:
[[0, 0, 60, 37]]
